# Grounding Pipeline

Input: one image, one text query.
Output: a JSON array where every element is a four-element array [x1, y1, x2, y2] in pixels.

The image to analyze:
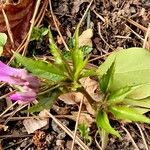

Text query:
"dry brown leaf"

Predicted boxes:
[[23, 110, 49, 134], [71, 112, 94, 126], [59, 77, 99, 115], [79, 28, 93, 47], [0, 0, 35, 56]]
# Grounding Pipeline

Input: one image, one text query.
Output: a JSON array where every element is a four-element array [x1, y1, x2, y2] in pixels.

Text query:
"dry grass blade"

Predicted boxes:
[[71, 97, 84, 150], [126, 18, 147, 32], [122, 126, 140, 150], [135, 123, 149, 150], [22, 0, 42, 55], [49, 0, 70, 51], [46, 111, 90, 150], [2, 8, 14, 49], [0, 101, 17, 118], [125, 24, 144, 41], [143, 23, 150, 49]]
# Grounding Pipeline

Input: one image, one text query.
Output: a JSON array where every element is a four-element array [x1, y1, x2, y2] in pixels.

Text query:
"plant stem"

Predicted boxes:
[[77, 86, 97, 110]]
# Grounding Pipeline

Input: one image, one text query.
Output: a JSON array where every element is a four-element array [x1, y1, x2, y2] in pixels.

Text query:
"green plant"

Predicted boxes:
[[0, 32, 7, 56], [78, 123, 92, 145], [10, 26, 150, 148]]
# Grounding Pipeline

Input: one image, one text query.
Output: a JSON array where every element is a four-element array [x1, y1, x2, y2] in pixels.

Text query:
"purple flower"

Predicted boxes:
[[0, 61, 40, 104]]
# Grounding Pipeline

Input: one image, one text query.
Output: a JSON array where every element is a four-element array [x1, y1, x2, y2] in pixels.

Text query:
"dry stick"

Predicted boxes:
[[89, 52, 111, 62], [4, 104, 28, 125], [143, 23, 150, 49], [125, 24, 144, 41], [46, 111, 90, 150], [78, 0, 94, 28], [0, 101, 17, 118], [126, 18, 147, 32], [97, 22, 113, 50], [135, 123, 149, 150], [2, 8, 14, 49], [35, 0, 48, 26], [95, 131, 102, 150], [49, 0, 70, 51], [122, 126, 140, 150], [22, 0, 42, 56], [71, 97, 84, 150]]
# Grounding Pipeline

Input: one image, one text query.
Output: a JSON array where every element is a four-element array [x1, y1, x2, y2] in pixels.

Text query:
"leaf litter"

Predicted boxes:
[[0, 0, 150, 150]]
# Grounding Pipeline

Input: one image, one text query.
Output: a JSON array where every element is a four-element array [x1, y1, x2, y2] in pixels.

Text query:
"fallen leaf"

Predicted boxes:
[[79, 28, 93, 47], [23, 110, 49, 134], [71, 112, 94, 126], [0, 0, 35, 56], [59, 77, 99, 115]]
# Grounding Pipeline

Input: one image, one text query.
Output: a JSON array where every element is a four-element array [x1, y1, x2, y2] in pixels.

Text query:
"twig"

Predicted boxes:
[[126, 18, 147, 32], [95, 131, 102, 150], [122, 126, 140, 150], [4, 104, 28, 125], [143, 23, 150, 49], [125, 24, 144, 41], [22, 0, 42, 56], [46, 111, 90, 150], [78, 0, 94, 28], [0, 101, 17, 118], [136, 123, 149, 150], [89, 51, 111, 62], [71, 95, 84, 150], [49, 0, 70, 51], [2, 8, 14, 49], [97, 22, 113, 50]]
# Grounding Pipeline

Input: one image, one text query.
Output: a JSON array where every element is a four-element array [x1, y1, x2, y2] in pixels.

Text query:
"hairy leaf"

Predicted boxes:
[[15, 53, 67, 82]]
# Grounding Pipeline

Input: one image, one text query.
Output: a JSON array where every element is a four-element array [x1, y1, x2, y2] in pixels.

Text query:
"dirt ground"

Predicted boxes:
[[0, 0, 150, 150]]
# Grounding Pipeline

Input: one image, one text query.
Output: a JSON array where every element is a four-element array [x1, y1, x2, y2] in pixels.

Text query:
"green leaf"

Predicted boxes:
[[49, 29, 64, 65], [30, 27, 48, 41], [71, 26, 88, 81], [81, 68, 97, 77], [128, 83, 150, 99], [100, 61, 115, 93], [28, 89, 61, 112], [124, 98, 150, 109], [14, 53, 67, 82], [96, 111, 121, 138], [0, 33, 7, 55], [133, 107, 150, 114], [108, 86, 140, 105], [97, 48, 150, 96], [110, 106, 150, 123]]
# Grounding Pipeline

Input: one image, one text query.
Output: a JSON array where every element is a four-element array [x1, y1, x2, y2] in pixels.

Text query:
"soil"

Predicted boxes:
[[0, 0, 150, 150]]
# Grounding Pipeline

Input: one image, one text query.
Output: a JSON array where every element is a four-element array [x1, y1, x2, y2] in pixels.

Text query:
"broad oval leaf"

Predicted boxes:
[[97, 48, 150, 99], [110, 106, 150, 124], [96, 111, 121, 138]]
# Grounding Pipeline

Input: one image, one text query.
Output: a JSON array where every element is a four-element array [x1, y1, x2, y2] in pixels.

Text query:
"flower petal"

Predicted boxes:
[[0, 61, 28, 78], [9, 90, 36, 103]]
